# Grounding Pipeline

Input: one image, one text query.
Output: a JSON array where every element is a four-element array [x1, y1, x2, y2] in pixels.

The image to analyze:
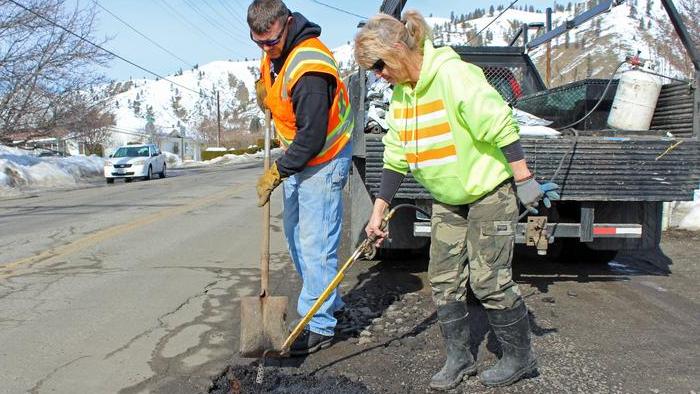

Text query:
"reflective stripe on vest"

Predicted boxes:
[[260, 38, 352, 166]]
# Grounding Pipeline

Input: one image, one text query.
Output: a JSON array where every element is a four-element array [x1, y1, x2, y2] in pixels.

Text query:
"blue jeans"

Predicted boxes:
[[282, 144, 351, 336]]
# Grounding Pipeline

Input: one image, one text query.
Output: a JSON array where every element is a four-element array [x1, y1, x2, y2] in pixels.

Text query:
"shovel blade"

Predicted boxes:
[[239, 295, 288, 357]]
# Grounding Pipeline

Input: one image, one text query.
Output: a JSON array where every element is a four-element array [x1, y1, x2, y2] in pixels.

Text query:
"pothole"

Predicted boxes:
[[209, 365, 370, 394]]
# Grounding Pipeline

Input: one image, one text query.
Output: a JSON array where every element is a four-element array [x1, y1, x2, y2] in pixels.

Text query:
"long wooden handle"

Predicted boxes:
[[260, 109, 272, 296], [281, 240, 368, 352]]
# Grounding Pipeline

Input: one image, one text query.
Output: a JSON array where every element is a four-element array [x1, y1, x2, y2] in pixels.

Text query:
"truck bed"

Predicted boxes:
[[364, 134, 700, 202]]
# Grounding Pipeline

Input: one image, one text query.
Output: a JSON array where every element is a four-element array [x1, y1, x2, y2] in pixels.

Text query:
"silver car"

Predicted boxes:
[[104, 144, 166, 183]]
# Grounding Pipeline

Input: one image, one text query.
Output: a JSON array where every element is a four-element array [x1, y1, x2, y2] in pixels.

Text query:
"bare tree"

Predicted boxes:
[[61, 95, 115, 155], [0, 0, 113, 142]]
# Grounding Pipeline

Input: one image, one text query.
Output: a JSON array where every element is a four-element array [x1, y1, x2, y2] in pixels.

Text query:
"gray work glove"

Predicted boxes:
[[515, 177, 560, 213]]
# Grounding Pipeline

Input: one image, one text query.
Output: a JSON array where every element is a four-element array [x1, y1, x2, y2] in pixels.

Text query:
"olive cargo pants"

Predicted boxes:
[[429, 181, 522, 310]]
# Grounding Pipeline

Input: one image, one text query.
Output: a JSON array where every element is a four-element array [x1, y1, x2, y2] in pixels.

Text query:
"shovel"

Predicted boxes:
[[239, 109, 288, 358]]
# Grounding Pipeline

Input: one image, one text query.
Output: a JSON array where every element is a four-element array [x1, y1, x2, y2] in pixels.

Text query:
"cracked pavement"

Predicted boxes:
[[2, 164, 698, 393], [0, 164, 293, 393]]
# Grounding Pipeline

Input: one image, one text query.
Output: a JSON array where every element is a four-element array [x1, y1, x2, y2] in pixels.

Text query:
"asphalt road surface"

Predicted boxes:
[[1, 164, 698, 393], [0, 164, 294, 393]]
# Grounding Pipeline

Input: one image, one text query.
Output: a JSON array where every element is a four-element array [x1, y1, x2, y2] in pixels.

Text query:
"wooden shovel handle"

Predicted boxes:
[[260, 109, 272, 296]]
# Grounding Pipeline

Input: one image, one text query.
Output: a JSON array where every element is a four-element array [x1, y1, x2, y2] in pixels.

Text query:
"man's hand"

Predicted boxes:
[[365, 199, 390, 247], [515, 177, 560, 213], [256, 162, 283, 207], [255, 78, 267, 111]]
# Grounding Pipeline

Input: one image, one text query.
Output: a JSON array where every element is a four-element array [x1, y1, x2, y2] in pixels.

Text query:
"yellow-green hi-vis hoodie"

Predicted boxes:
[[383, 40, 521, 205]]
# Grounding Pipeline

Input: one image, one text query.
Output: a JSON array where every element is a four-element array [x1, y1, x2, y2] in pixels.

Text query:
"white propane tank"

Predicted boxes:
[[607, 67, 662, 131]]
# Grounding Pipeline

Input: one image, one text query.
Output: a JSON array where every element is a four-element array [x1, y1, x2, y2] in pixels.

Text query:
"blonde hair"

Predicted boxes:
[[354, 10, 432, 72]]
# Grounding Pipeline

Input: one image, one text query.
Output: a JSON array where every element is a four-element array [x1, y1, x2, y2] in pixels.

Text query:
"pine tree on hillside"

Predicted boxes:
[[586, 54, 593, 77], [489, 5, 494, 16], [236, 81, 249, 106]]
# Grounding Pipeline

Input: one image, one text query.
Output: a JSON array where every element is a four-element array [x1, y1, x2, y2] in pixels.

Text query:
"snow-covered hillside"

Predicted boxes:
[[103, 44, 356, 148], [103, 1, 695, 145], [430, 1, 694, 85], [104, 59, 261, 147]]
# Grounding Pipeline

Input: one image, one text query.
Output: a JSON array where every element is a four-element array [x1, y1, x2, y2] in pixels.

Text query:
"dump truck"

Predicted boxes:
[[342, 0, 700, 262]]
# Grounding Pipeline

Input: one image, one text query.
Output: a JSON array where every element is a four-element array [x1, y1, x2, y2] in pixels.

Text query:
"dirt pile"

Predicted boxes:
[[209, 365, 370, 394]]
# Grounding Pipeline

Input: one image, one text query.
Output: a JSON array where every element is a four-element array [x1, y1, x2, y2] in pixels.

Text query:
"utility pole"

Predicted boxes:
[[216, 90, 221, 147], [546, 7, 552, 87]]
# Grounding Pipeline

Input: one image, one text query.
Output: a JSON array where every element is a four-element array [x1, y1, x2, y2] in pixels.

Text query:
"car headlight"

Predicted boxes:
[[104, 160, 112, 166], [131, 159, 146, 165]]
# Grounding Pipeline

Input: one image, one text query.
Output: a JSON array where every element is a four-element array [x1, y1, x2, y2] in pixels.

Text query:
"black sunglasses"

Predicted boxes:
[[250, 18, 289, 47], [370, 59, 385, 72]]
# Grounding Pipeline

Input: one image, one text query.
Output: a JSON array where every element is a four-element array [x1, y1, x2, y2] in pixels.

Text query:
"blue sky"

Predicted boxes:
[[91, 0, 558, 81]]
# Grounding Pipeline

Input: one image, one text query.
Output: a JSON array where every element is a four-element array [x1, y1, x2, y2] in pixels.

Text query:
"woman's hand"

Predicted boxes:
[[365, 199, 390, 247]]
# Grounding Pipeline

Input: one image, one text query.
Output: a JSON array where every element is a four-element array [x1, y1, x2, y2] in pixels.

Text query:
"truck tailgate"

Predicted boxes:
[[364, 135, 700, 202]]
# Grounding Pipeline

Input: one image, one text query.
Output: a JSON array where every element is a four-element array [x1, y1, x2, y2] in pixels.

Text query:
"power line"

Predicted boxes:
[[181, 0, 251, 47], [467, 0, 519, 45], [213, 0, 248, 28], [93, 0, 195, 68], [7, 0, 207, 98], [154, 0, 241, 55], [310, 0, 367, 19], [199, 0, 251, 41], [228, 0, 251, 24]]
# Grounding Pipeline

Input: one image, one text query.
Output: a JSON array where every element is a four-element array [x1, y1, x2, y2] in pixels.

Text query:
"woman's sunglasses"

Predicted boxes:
[[250, 18, 289, 47], [370, 59, 385, 72]]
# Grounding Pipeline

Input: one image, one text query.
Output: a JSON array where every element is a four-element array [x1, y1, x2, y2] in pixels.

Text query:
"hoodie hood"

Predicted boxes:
[[413, 40, 460, 95], [271, 12, 321, 73]]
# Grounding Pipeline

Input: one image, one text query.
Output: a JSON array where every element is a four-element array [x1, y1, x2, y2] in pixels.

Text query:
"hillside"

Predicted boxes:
[[103, 0, 696, 146]]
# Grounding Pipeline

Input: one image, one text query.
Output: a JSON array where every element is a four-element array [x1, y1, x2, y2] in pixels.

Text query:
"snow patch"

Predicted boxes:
[[0, 145, 105, 195]]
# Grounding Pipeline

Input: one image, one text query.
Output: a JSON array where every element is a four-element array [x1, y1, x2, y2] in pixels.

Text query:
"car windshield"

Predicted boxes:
[[112, 147, 150, 158]]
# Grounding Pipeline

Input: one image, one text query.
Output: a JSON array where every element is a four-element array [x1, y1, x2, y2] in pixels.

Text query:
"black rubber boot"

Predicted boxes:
[[479, 299, 537, 387], [429, 301, 477, 391]]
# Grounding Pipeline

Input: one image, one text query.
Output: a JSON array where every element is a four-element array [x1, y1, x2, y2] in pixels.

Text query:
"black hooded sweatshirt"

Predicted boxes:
[[270, 12, 337, 177]]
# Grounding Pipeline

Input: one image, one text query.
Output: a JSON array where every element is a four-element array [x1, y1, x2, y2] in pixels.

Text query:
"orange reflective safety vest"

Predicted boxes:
[[260, 38, 353, 166]]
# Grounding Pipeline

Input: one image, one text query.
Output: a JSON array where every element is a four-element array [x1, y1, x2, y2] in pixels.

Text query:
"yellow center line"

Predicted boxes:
[[0, 184, 244, 279]]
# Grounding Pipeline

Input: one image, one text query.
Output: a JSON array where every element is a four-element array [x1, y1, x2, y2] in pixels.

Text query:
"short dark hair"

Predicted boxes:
[[247, 0, 290, 34]]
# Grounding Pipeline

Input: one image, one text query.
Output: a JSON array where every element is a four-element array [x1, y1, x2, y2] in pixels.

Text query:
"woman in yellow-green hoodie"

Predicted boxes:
[[355, 10, 559, 391]]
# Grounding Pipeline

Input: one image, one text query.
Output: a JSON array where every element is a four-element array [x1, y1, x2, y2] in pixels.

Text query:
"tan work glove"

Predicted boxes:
[[255, 78, 267, 111], [256, 162, 284, 206]]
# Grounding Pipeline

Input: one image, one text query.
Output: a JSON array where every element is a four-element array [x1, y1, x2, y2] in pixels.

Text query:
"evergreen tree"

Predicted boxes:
[[236, 81, 250, 106], [639, 17, 645, 30], [586, 54, 593, 77], [489, 5, 494, 16]]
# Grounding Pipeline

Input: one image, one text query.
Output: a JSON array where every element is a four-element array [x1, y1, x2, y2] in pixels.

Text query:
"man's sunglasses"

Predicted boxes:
[[370, 59, 385, 72], [250, 18, 289, 47]]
